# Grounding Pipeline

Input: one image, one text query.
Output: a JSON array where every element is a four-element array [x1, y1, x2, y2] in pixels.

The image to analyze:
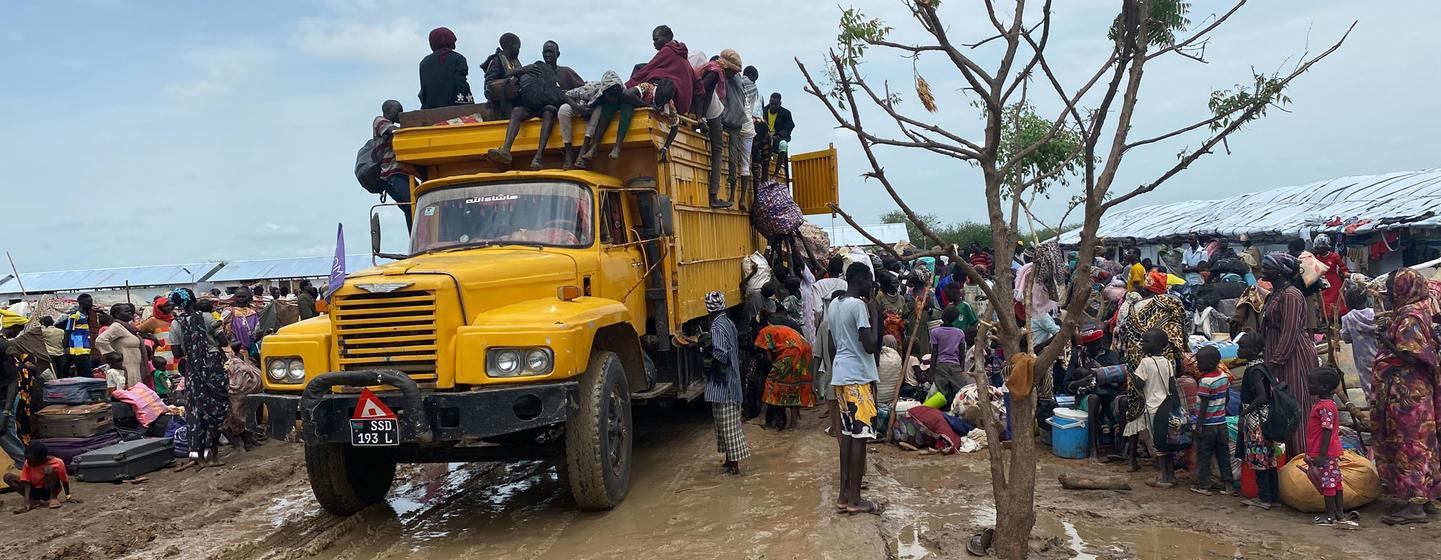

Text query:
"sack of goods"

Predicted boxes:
[[1278, 452, 1382, 512], [750, 180, 803, 237]]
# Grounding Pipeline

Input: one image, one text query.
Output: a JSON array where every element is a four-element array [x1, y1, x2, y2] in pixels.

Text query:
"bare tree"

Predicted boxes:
[[800, 1, 1350, 557]]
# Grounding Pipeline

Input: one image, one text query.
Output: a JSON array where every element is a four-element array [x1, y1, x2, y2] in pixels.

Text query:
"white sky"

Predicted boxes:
[[1, 0, 1432, 272]]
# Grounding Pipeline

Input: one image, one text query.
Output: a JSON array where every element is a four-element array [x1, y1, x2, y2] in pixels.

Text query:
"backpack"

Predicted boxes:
[[1262, 370, 1302, 442], [1150, 363, 1193, 453], [355, 137, 385, 194]]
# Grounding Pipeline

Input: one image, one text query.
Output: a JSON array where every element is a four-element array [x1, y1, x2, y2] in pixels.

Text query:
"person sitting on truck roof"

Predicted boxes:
[[418, 27, 474, 110], [374, 99, 414, 230], [764, 93, 795, 181], [694, 50, 742, 208], [481, 33, 524, 120], [558, 70, 646, 170], [626, 25, 697, 115], [627, 76, 681, 161], [486, 41, 576, 170]]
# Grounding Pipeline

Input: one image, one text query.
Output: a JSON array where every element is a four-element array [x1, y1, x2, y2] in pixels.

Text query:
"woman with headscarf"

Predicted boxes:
[[418, 26, 473, 110], [1257, 252, 1319, 451], [704, 291, 749, 475], [138, 297, 177, 394], [1373, 268, 1440, 525], [94, 303, 147, 389], [1312, 234, 1349, 321], [168, 288, 230, 468], [1116, 271, 1187, 368]]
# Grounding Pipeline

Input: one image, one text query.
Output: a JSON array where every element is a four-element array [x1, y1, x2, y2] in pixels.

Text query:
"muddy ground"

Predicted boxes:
[[7, 404, 1438, 560]]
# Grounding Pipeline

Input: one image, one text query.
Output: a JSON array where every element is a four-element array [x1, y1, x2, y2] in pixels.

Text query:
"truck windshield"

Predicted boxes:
[[411, 181, 594, 254]]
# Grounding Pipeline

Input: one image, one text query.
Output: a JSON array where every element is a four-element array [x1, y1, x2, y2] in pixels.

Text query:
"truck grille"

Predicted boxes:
[[332, 290, 439, 381]]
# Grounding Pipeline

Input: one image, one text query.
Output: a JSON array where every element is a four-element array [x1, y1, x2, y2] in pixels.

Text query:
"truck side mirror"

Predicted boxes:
[[370, 212, 382, 256]]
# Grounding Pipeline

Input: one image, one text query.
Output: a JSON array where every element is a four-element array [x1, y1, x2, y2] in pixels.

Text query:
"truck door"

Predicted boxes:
[[596, 190, 646, 334], [788, 144, 840, 215]]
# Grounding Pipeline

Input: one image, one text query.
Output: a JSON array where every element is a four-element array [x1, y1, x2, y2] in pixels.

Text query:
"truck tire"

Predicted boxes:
[[565, 350, 633, 509], [305, 442, 397, 516]]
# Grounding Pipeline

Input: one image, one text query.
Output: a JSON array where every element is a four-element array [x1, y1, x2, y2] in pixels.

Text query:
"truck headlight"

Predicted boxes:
[[286, 360, 306, 383], [266, 357, 306, 384], [487, 347, 553, 377], [267, 359, 288, 382], [525, 349, 553, 374]]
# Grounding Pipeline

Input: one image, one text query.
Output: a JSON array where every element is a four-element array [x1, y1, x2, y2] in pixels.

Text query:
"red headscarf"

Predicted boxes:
[[429, 27, 457, 62], [152, 297, 173, 322], [1143, 271, 1168, 295]]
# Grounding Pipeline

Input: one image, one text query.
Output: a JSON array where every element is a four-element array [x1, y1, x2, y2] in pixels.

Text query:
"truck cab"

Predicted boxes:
[[251, 106, 836, 515]]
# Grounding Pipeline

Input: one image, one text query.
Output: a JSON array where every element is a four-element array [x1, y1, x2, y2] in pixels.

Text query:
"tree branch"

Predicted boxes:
[[1148, 0, 1248, 62], [828, 203, 901, 260], [1103, 22, 1354, 211]]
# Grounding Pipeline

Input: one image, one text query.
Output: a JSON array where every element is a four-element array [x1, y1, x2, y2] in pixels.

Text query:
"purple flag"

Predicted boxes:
[[327, 223, 345, 301]]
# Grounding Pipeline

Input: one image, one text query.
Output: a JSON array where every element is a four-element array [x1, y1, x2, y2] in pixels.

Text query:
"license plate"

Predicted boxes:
[[350, 419, 399, 446]]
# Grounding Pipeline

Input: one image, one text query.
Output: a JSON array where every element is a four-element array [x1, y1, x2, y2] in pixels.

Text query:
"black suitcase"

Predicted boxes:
[[42, 377, 108, 405], [34, 403, 114, 438], [71, 437, 175, 482]]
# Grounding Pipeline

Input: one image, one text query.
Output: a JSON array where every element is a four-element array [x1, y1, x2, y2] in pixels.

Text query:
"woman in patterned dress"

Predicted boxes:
[[1374, 268, 1440, 525], [168, 288, 230, 468], [754, 313, 815, 431]]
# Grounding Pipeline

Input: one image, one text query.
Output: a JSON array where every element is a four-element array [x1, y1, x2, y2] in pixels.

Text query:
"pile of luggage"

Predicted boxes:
[[33, 377, 180, 482]]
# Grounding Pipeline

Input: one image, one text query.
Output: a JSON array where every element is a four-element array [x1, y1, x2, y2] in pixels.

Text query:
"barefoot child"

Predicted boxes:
[[102, 352, 128, 391], [1306, 366, 1356, 527], [4, 442, 72, 513]]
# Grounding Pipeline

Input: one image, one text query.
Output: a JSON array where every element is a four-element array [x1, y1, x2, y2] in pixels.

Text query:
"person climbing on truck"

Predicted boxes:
[[373, 99, 414, 230], [694, 49, 742, 208]]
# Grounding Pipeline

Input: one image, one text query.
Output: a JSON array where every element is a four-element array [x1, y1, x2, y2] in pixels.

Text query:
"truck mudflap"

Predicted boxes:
[[247, 369, 579, 445]]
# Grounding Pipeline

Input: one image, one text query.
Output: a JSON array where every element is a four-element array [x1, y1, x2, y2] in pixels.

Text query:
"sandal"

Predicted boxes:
[[966, 528, 995, 557], [843, 499, 886, 515], [1312, 515, 1335, 526], [47, 499, 62, 509], [1381, 513, 1429, 526], [1189, 487, 1212, 496]]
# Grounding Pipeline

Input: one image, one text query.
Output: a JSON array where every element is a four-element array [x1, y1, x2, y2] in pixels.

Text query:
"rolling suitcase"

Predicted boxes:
[[34, 403, 114, 438], [42, 377, 109, 405], [71, 438, 175, 482], [36, 432, 122, 467]]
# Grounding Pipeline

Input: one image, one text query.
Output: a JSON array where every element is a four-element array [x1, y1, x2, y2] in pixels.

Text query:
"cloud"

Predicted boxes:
[[291, 17, 428, 63], [164, 43, 275, 100]]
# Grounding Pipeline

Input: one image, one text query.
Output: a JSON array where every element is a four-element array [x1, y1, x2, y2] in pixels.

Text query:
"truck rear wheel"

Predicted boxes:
[[305, 442, 397, 516], [565, 350, 633, 509]]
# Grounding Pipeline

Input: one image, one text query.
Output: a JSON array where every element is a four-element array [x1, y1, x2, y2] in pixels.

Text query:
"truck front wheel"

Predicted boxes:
[[565, 350, 633, 509], [305, 442, 397, 516]]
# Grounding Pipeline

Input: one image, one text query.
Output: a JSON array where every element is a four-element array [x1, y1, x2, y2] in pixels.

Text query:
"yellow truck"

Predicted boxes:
[[251, 107, 836, 515]]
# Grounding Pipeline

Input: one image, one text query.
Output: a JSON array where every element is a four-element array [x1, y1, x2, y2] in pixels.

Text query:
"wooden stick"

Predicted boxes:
[[886, 285, 931, 443], [1058, 472, 1132, 491], [4, 251, 26, 297]]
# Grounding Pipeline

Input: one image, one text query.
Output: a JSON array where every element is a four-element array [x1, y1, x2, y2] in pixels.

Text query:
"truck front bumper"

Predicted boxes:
[[248, 369, 578, 445]]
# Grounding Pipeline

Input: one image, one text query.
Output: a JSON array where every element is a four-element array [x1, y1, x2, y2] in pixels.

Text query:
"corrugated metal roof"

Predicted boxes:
[[0, 262, 223, 295], [1059, 169, 1441, 244], [204, 254, 378, 283], [824, 223, 910, 247]]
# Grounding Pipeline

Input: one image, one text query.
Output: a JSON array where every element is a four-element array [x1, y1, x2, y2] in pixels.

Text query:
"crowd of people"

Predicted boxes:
[[698, 232, 1440, 527], [0, 281, 324, 511], [372, 24, 799, 226]]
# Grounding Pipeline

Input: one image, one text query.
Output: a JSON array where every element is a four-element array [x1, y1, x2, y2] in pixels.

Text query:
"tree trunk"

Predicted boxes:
[[993, 392, 1038, 559]]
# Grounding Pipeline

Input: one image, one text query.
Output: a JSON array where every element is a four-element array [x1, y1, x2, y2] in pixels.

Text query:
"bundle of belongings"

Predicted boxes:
[[32, 375, 181, 480]]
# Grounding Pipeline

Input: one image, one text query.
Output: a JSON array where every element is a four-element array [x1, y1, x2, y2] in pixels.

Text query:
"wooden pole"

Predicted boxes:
[[5, 251, 26, 297], [885, 284, 930, 443]]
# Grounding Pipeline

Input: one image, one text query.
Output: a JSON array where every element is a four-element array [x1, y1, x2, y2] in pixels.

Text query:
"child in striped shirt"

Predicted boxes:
[[1191, 346, 1236, 496]]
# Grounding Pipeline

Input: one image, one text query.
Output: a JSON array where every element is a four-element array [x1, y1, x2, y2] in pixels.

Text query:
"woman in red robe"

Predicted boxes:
[[1313, 234, 1348, 321]]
